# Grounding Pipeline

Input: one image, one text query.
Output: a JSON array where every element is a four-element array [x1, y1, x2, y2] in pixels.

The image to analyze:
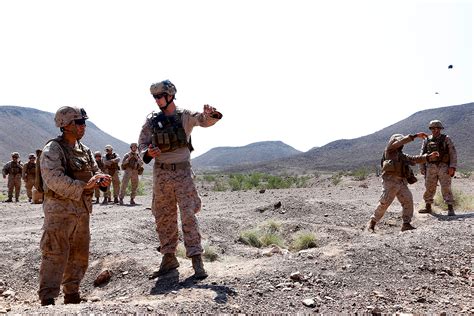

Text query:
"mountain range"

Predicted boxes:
[[1, 103, 472, 173], [0, 106, 130, 163], [192, 102, 474, 172]]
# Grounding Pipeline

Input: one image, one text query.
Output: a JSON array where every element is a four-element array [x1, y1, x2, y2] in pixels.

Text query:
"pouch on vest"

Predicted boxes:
[[382, 160, 396, 173]]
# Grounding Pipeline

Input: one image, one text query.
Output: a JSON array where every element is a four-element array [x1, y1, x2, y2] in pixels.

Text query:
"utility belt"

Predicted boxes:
[[157, 161, 190, 171]]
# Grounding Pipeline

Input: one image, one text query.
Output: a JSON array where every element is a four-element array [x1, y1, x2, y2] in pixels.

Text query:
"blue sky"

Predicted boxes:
[[0, 0, 472, 157]]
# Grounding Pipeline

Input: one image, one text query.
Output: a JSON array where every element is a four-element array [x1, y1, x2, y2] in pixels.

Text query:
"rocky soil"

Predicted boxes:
[[0, 173, 472, 314]]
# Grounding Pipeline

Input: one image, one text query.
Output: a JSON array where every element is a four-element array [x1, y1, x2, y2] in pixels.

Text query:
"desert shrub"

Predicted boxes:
[[350, 168, 370, 181], [434, 189, 474, 211], [203, 174, 216, 182], [260, 232, 285, 248], [457, 169, 472, 179], [291, 231, 317, 251], [238, 229, 262, 248], [212, 180, 228, 192], [261, 219, 281, 234], [331, 172, 344, 185], [203, 243, 219, 262]]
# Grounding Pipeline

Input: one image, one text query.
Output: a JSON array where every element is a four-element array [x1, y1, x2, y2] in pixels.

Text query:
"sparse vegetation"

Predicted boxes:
[[203, 243, 219, 262], [124, 181, 145, 196], [291, 231, 317, 251], [331, 171, 344, 185], [350, 168, 370, 181], [457, 169, 472, 179], [238, 229, 263, 248], [434, 189, 474, 211]]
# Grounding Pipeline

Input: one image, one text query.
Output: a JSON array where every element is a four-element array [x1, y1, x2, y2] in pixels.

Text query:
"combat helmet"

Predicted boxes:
[[28, 153, 36, 159], [54, 106, 88, 128], [130, 142, 138, 148], [429, 120, 444, 130], [105, 145, 113, 151], [94, 151, 102, 157], [150, 80, 177, 96], [11, 152, 20, 158]]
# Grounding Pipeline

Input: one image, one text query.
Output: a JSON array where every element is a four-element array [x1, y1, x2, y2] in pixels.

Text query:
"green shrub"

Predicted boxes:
[[291, 231, 317, 251], [260, 232, 285, 248], [212, 180, 228, 192], [203, 174, 216, 182], [261, 219, 281, 234], [434, 188, 474, 211], [350, 168, 369, 181], [331, 172, 343, 185], [238, 229, 262, 248], [203, 243, 219, 262]]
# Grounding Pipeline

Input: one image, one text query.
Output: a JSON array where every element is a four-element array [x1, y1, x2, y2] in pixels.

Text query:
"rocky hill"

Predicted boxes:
[[0, 106, 130, 163], [224, 102, 474, 173], [192, 141, 302, 171]]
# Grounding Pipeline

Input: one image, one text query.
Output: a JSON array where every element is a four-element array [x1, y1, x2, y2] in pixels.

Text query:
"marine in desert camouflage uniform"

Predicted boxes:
[[93, 151, 106, 204], [22, 153, 37, 203], [119, 142, 143, 205], [102, 145, 121, 204], [368, 133, 439, 232], [138, 79, 222, 279], [2, 152, 23, 202], [418, 120, 458, 216], [38, 106, 111, 306]]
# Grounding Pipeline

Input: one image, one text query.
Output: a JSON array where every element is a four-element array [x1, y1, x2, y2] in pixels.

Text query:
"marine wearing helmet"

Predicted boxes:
[[54, 106, 88, 128]]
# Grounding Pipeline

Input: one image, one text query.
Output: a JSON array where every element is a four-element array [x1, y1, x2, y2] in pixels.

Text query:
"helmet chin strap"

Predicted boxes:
[[159, 95, 175, 112]]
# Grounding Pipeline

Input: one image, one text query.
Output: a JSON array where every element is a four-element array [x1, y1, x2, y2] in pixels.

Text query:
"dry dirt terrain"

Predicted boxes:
[[0, 173, 473, 314]]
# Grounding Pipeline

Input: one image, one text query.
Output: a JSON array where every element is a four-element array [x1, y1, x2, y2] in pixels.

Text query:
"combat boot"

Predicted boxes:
[[114, 197, 119, 204], [119, 198, 124, 205], [64, 293, 81, 304], [130, 198, 136, 205], [401, 223, 416, 232], [28, 198, 32, 203], [447, 205, 455, 216], [367, 219, 376, 232], [101, 197, 108, 205], [95, 197, 100, 204], [4, 198, 13, 202], [418, 203, 432, 214], [40, 298, 55, 306], [191, 255, 208, 280], [151, 253, 180, 278], [15, 197, 19, 202]]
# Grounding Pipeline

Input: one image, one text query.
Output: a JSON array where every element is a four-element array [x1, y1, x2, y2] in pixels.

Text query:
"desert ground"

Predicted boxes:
[[0, 172, 473, 314]]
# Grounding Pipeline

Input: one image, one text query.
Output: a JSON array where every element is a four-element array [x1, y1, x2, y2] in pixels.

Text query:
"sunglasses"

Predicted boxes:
[[74, 119, 86, 126], [152, 93, 167, 99]]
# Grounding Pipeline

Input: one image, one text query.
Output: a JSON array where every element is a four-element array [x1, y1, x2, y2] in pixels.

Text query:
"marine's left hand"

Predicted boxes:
[[448, 167, 456, 177]]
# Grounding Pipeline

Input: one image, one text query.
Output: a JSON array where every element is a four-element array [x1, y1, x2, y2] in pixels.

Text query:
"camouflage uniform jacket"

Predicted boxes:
[[22, 161, 36, 180], [122, 152, 143, 170], [419, 134, 457, 170], [2, 161, 23, 176], [41, 139, 99, 214], [382, 135, 428, 178], [138, 108, 222, 164]]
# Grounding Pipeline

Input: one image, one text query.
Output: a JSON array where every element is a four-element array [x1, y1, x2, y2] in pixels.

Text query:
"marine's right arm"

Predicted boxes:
[[138, 118, 155, 164], [41, 141, 85, 201]]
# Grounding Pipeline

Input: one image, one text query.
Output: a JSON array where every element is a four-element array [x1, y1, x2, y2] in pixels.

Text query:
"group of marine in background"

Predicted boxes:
[[2, 143, 144, 205]]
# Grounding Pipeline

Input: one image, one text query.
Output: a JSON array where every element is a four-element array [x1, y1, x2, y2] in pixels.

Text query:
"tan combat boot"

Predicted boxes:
[[401, 223, 416, 232], [64, 293, 81, 304], [192, 255, 208, 280], [151, 253, 179, 278], [101, 197, 108, 205], [113, 197, 119, 204], [367, 219, 376, 232], [418, 203, 432, 214], [447, 205, 455, 216]]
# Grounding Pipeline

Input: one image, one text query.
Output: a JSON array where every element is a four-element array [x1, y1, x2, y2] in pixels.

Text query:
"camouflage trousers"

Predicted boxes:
[[24, 178, 35, 199], [371, 175, 414, 224], [7, 174, 21, 199], [105, 172, 120, 199], [119, 169, 139, 199], [38, 210, 90, 300], [152, 166, 202, 257], [423, 163, 454, 205]]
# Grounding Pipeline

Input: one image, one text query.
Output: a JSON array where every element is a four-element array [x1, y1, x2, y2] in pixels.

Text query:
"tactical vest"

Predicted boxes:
[[123, 153, 139, 170], [423, 134, 449, 163], [9, 161, 23, 175], [104, 153, 119, 176], [150, 111, 193, 153], [37, 137, 95, 195], [26, 162, 36, 178], [381, 151, 417, 183]]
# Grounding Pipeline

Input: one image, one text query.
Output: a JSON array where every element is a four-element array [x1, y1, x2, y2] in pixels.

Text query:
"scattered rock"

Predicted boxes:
[[290, 271, 303, 282], [94, 270, 112, 287], [302, 298, 316, 307], [274, 201, 282, 209], [259, 189, 266, 194]]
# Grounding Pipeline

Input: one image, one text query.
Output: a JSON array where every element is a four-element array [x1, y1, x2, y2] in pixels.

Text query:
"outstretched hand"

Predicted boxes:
[[84, 174, 112, 190], [415, 132, 429, 139]]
